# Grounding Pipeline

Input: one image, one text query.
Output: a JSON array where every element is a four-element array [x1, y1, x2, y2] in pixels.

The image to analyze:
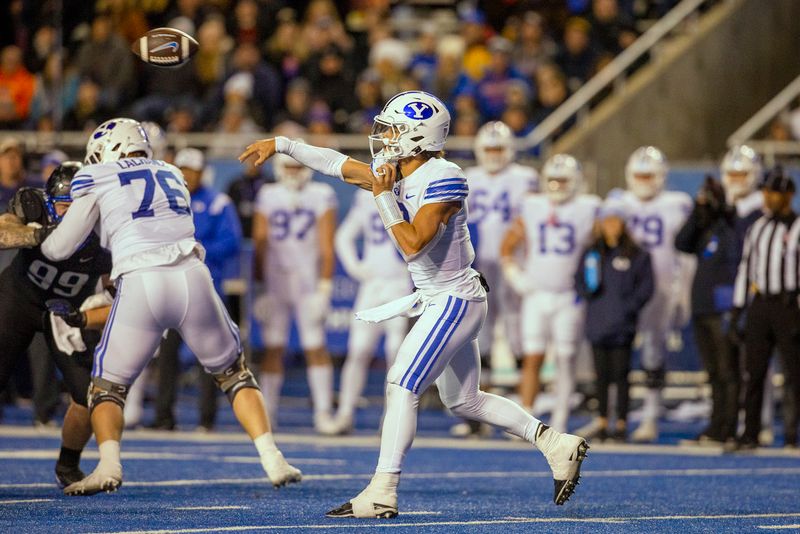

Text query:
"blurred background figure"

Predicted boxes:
[[576, 197, 654, 442], [252, 149, 337, 433]]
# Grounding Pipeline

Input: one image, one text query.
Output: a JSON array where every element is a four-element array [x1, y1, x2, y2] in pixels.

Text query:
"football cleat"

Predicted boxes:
[[63, 463, 122, 496], [326, 472, 399, 519], [326, 501, 398, 519], [55, 463, 85, 489], [261, 452, 302, 488], [536, 426, 589, 505]]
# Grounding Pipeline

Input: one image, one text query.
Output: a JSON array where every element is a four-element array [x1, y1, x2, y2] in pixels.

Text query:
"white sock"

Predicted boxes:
[[551, 357, 575, 433], [337, 348, 371, 421], [98, 440, 121, 469], [642, 388, 660, 421], [307, 364, 334, 417], [450, 390, 543, 444], [254, 432, 281, 461], [376, 383, 419, 474], [258, 372, 283, 425]]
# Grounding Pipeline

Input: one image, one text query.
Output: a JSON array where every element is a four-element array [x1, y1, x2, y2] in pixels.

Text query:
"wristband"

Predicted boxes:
[[374, 191, 404, 229]]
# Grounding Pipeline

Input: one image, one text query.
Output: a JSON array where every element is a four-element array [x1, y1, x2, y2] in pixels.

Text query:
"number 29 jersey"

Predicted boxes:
[[70, 158, 197, 279], [254, 180, 337, 285], [521, 194, 600, 292]]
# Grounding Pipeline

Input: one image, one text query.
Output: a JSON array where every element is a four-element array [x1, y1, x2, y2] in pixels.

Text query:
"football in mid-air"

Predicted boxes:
[[131, 27, 199, 67]]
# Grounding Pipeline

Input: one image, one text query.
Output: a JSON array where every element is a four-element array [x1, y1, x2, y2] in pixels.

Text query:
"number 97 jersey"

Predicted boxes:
[[70, 158, 196, 278]]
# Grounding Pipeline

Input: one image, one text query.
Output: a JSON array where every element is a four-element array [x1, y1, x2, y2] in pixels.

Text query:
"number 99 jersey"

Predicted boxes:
[[621, 190, 692, 286], [254, 180, 337, 291], [70, 158, 196, 279]]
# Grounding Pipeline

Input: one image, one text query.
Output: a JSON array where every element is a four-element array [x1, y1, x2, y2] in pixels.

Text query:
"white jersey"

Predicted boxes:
[[391, 157, 484, 301], [69, 158, 197, 279], [622, 190, 692, 285], [465, 162, 539, 264], [336, 188, 408, 280], [520, 194, 600, 292], [255, 180, 337, 284]]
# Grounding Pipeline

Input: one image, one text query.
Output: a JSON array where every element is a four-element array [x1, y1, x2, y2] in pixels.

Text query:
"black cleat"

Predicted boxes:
[[326, 501, 398, 519], [553, 441, 589, 505], [55, 463, 85, 489]]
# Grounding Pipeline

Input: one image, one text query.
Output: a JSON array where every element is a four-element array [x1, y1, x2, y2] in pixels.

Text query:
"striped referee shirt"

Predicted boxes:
[[733, 212, 800, 307]]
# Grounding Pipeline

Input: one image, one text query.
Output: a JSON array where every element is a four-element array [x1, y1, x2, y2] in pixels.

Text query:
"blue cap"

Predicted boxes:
[[41, 150, 67, 168]]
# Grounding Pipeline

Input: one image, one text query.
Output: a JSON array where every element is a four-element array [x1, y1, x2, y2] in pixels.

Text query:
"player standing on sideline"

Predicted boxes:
[[465, 122, 537, 384], [0, 163, 112, 488], [40, 118, 301, 495], [621, 146, 693, 443], [500, 155, 600, 432], [252, 151, 338, 433], [240, 90, 588, 518], [329, 188, 412, 435]]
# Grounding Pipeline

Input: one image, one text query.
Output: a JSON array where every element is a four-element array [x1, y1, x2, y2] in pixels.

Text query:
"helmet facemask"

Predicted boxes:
[[369, 116, 412, 162]]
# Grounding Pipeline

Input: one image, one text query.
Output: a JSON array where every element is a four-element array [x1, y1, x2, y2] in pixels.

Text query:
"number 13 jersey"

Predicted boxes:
[[520, 194, 600, 292], [70, 158, 197, 279]]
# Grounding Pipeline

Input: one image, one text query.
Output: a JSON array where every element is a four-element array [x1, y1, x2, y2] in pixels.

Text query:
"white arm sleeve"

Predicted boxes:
[[275, 136, 349, 179], [334, 203, 365, 279], [40, 194, 100, 261]]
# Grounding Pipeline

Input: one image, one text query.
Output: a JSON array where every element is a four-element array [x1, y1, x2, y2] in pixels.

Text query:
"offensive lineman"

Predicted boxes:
[[252, 151, 338, 433], [621, 146, 693, 442], [330, 187, 412, 434], [40, 118, 301, 495], [500, 154, 600, 432], [465, 121, 538, 382], [0, 163, 112, 488], [240, 90, 588, 518]]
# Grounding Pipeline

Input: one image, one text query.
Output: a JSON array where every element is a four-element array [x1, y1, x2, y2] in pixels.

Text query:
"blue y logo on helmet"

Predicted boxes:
[[403, 102, 434, 120]]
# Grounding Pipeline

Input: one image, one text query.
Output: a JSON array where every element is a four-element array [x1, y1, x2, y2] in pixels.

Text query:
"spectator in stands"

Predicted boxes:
[[575, 197, 654, 442], [588, 0, 636, 55], [347, 69, 382, 134], [511, 11, 558, 79], [164, 0, 212, 33], [432, 35, 466, 101], [0, 45, 35, 128], [264, 8, 303, 80], [62, 78, 107, 132], [28, 52, 79, 129], [300, 1, 354, 62], [166, 102, 196, 134], [132, 49, 202, 123], [502, 104, 534, 138], [369, 38, 412, 101], [460, 9, 492, 81], [39, 150, 66, 183], [474, 36, 530, 121], [194, 16, 233, 97], [25, 25, 57, 74], [207, 101, 263, 159], [530, 64, 571, 132], [305, 45, 357, 132], [273, 77, 312, 127], [409, 22, 440, 92], [307, 101, 334, 135], [74, 12, 134, 109], [0, 137, 31, 206], [228, 158, 267, 239], [557, 17, 598, 91], [228, 0, 268, 46]]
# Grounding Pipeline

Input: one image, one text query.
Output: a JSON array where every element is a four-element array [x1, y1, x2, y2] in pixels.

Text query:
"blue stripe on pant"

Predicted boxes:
[[93, 279, 123, 378], [401, 297, 467, 393]]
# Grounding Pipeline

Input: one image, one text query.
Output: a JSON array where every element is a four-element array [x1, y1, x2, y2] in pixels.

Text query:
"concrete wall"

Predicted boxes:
[[554, 0, 800, 194]]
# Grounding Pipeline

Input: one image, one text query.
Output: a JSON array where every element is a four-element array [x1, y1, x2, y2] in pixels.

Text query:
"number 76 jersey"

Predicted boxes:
[[70, 158, 197, 278], [521, 194, 600, 292]]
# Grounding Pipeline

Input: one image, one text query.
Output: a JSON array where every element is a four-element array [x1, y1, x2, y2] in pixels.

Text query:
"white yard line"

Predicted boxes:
[[0, 498, 53, 505], [757, 525, 800, 530]]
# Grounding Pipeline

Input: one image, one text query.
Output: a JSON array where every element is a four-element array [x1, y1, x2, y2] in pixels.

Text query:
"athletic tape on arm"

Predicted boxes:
[[274, 136, 348, 180]]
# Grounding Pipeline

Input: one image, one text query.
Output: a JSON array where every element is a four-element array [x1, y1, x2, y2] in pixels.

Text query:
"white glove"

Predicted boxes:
[[49, 313, 86, 355], [307, 279, 333, 323], [501, 260, 529, 295], [79, 289, 114, 312]]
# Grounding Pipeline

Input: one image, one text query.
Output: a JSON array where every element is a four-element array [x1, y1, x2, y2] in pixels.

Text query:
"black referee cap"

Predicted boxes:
[[761, 166, 795, 193]]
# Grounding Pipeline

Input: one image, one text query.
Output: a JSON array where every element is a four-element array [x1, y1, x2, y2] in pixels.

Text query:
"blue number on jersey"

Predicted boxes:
[[469, 190, 512, 224], [369, 213, 389, 244], [270, 208, 317, 241], [629, 215, 664, 248], [119, 169, 190, 219], [538, 222, 576, 255]]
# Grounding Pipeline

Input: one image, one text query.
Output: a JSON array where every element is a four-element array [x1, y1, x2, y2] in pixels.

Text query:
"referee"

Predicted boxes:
[[731, 167, 800, 450]]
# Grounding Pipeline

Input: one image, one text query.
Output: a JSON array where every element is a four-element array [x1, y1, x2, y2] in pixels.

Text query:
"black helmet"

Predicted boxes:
[[45, 161, 82, 222]]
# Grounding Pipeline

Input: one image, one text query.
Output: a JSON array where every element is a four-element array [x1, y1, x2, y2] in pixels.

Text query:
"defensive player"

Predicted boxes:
[[330, 187, 412, 435], [0, 163, 111, 488], [465, 121, 538, 377], [40, 118, 301, 495], [252, 151, 338, 432], [621, 146, 693, 442], [240, 90, 588, 518], [500, 154, 600, 432]]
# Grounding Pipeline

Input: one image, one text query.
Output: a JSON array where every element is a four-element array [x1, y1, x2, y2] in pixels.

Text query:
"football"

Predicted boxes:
[[131, 27, 199, 67]]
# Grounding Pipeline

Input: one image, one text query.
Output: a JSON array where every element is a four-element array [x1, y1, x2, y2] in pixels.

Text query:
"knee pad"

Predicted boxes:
[[87, 377, 129, 413], [645, 368, 665, 389], [211, 354, 259, 403]]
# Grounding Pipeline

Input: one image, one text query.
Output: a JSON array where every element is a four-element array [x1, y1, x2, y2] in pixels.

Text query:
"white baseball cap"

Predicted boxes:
[[174, 147, 204, 171]]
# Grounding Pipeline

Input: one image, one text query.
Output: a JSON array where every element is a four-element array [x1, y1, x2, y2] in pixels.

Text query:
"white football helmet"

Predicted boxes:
[[369, 90, 450, 162], [625, 146, 668, 200], [542, 153, 583, 203], [273, 143, 312, 191], [721, 144, 761, 202], [85, 118, 152, 164], [474, 121, 515, 174], [141, 121, 167, 160]]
